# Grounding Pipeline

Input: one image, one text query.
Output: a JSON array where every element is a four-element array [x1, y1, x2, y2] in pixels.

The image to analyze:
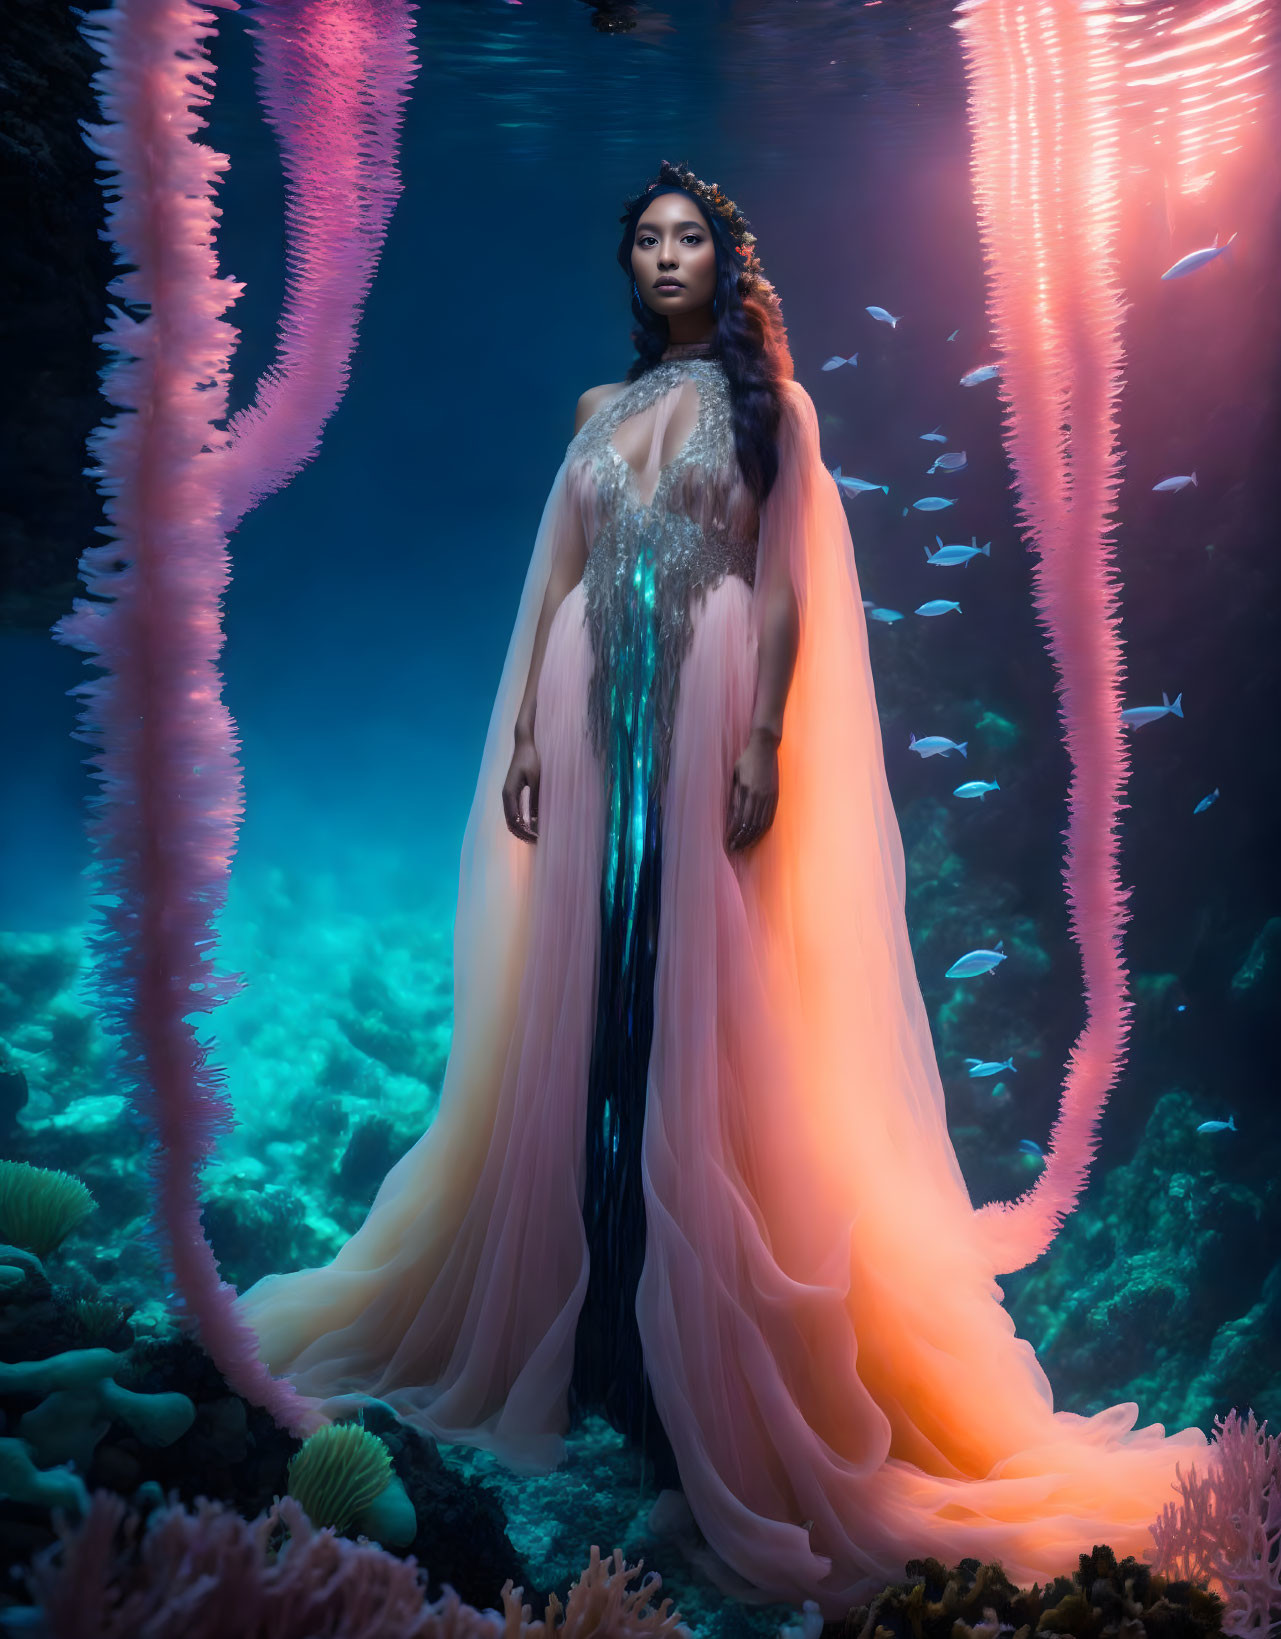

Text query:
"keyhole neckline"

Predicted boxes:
[[608, 374, 704, 513]]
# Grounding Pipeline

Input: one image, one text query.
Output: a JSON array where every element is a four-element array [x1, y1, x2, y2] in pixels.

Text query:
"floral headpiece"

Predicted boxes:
[[620, 159, 774, 303]]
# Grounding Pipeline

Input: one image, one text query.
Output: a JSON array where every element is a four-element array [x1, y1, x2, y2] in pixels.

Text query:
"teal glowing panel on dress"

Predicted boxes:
[[603, 530, 659, 972]]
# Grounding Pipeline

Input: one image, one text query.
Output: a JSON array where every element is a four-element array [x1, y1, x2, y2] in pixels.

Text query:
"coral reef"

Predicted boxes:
[[1149, 1410, 1281, 1638], [9, 1489, 692, 1639], [830, 1543, 1224, 1639]]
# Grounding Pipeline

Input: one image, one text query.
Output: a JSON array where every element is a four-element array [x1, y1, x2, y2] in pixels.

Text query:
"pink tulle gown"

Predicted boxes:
[[235, 340, 1211, 1617]]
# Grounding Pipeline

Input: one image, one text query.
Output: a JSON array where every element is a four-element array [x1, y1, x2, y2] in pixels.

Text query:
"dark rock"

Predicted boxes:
[[2, 0, 116, 632], [357, 1399, 548, 1614]]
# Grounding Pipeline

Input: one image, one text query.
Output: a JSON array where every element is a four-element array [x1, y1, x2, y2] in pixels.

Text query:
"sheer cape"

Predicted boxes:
[[236, 375, 1208, 1613]]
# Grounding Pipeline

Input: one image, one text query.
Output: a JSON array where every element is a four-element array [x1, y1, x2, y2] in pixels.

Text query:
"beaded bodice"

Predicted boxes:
[[566, 354, 759, 794]]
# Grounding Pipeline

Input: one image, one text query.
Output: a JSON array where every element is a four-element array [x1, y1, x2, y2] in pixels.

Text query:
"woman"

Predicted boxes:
[[236, 160, 1210, 1616]]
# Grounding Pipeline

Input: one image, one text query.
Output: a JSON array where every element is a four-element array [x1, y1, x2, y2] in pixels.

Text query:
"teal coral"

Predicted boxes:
[[0, 1347, 195, 1475]]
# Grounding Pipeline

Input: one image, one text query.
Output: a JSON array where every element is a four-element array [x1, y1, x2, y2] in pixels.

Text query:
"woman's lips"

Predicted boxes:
[[654, 282, 683, 292]]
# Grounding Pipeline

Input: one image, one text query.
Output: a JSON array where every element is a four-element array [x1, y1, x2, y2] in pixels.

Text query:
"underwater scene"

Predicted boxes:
[[2, 0, 1279, 1634]]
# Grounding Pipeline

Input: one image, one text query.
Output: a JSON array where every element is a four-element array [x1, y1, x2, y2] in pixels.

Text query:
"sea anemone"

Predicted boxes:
[[285, 1423, 395, 1536], [0, 1160, 96, 1259]]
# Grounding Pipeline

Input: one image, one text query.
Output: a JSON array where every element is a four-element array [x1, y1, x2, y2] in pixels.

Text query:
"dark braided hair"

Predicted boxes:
[[616, 160, 794, 509]]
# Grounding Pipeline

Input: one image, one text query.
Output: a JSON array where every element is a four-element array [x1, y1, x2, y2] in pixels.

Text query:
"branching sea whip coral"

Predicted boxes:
[[52, 0, 418, 1431], [954, 0, 1136, 1277]]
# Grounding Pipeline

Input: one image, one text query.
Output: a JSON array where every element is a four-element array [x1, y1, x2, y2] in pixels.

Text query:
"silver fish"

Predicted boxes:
[[910, 733, 967, 758], [928, 450, 968, 474], [1160, 232, 1237, 280], [915, 599, 962, 617], [1196, 1116, 1237, 1134], [1153, 472, 1197, 492], [1193, 788, 1220, 815], [926, 536, 990, 566], [868, 606, 904, 624], [831, 464, 888, 496], [960, 363, 1000, 386], [1120, 690, 1183, 728], [822, 353, 859, 370], [913, 496, 957, 511], [953, 779, 1000, 800], [866, 305, 901, 327], [965, 1056, 1017, 1077], [920, 427, 948, 443], [946, 939, 1007, 978]]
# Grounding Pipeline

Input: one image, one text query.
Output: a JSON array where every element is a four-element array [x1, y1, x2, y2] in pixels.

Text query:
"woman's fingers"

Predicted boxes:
[[726, 775, 744, 847], [503, 776, 537, 844], [727, 787, 779, 852]]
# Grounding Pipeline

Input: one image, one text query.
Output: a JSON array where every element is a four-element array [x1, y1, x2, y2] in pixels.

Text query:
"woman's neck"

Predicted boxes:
[[660, 336, 716, 361]]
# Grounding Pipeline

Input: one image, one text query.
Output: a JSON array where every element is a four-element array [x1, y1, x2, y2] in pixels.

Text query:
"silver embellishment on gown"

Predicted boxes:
[[567, 358, 760, 796]]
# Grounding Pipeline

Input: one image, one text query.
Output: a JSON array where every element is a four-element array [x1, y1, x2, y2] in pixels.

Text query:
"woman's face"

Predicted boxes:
[[631, 191, 718, 316]]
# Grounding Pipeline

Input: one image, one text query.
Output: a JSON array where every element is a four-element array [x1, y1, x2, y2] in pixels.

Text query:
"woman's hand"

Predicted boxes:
[[726, 730, 779, 853], [503, 732, 540, 844]]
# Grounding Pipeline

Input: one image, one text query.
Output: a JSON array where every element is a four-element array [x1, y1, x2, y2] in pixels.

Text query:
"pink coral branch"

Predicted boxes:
[[955, 0, 1136, 1276], [214, 0, 419, 531], [1150, 1410, 1281, 1636], [52, 0, 416, 1433]]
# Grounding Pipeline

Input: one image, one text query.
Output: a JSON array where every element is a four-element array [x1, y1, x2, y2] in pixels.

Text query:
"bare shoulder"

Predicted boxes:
[[780, 376, 815, 415], [777, 376, 817, 435], [574, 381, 629, 435]]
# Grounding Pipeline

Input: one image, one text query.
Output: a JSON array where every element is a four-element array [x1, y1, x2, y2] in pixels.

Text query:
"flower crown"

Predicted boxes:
[[621, 159, 773, 301]]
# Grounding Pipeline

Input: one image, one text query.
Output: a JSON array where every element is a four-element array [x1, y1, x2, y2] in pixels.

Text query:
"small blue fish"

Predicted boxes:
[[822, 352, 859, 370], [1018, 1139, 1044, 1160], [1193, 787, 1220, 815], [831, 465, 889, 497], [960, 363, 1000, 386], [1160, 232, 1237, 280], [920, 427, 948, 443], [1196, 1115, 1237, 1135], [912, 496, 957, 512], [915, 599, 962, 617], [928, 450, 968, 475], [1153, 472, 1197, 492], [947, 328, 960, 342], [910, 733, 967, 758], [926, 536, 990, 567], [954, 779, 1000, 800], [868, 606, 904, 624], [1121, 690, 1183, 728], [965, 1055, 1016, 1078], [946, 939, 1006, 979], [866, 305, 901, 328]]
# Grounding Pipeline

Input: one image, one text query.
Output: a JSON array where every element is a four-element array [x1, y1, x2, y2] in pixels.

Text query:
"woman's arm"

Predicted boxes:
[[727, 407, 803, 852], [513, 385, 624, 747], [747, 572, 800, 750], [512, 542, 586, 747], [511, 392, 607, 747], [726, 569, 799, 854]]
